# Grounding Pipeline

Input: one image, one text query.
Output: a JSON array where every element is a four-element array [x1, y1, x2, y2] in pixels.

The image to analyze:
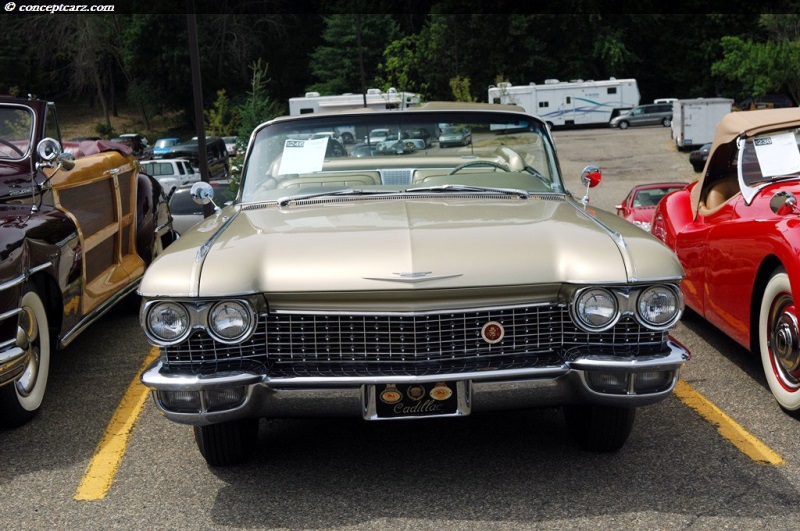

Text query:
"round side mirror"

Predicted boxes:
[[770, 190, 797, 216], [191, 181, 214, 205], [36, 137, 63, 162], [580, 165, 602, 188]]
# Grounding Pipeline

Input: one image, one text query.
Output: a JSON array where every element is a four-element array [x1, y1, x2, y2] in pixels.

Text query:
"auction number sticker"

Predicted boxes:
[[277, 137, 328, 175], [752, 132, 800, 177]]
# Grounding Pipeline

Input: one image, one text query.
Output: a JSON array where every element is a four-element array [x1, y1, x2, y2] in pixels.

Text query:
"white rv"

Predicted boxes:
[[487, 78, 640, 127], [671, 98, 734, 150], [289, 88, 421, 115], [289, 89, 422, 143]]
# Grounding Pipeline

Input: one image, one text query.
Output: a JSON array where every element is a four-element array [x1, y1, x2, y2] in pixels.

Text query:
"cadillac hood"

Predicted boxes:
[[140, 196, 683, 298]]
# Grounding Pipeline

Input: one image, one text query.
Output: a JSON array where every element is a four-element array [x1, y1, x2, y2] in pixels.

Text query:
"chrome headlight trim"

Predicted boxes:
[[571, 287, 621, 332], [206, 299, 257, 344], [144, 301, 192, 345], [636, 284, 683, 330]]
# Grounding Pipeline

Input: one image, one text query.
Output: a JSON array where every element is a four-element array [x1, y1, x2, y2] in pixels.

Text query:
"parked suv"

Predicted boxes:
[[140, 158, 200, 194], [610, 103, 673, 129]]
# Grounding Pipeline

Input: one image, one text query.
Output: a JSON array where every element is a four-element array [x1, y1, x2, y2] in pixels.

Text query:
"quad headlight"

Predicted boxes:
[[571, 284, 682, 332], [208, 300, 254, 343], [573, 288, 620, 331], [143, 298, 258, 345], [145, 302, 191, 344], [637, 285, 681, 328]]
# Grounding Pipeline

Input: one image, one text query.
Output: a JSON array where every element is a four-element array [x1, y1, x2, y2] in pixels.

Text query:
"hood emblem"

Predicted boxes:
[[364, 271, 462, 283], [481, 321, 505, 344]]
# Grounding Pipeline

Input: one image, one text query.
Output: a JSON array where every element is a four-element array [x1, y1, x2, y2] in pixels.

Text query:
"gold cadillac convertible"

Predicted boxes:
[[139, 102, 690, 466]]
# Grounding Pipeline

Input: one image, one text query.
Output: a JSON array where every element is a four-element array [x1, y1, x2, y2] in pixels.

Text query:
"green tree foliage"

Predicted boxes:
[[449, 76, 476, 102], [712, 36, 786, 99], [0, 9, 770, 131], [309, 14, 399, 94], [229, 59, 283, 191], [205, 89, 237, 136]]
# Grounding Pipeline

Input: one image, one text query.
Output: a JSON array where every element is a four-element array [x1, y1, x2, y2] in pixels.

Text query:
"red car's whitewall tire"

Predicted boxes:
[[759, 269, 800, 410]]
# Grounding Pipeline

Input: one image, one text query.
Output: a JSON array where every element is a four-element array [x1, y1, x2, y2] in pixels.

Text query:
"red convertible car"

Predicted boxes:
[[615, 182, 687, 231], [651, 108, 800, 411]]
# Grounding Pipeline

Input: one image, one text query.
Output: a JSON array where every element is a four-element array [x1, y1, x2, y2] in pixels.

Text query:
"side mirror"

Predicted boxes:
[[37, 137, 62, 162], [35, 137, 74, 171], [191, 181, 222, 214], [191, 181, 215, 205], [579, 165, 602, 205], [770, 190, 797, 216]]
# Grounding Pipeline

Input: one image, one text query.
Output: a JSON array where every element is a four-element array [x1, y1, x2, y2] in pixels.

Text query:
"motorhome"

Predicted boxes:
[[289, 89, 422, 143], [487, 78, 640, 127], [289, 88, 421, 115]]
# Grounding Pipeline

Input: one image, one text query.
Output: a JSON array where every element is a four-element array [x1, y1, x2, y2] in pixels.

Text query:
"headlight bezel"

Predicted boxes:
[[141, 297, 260, 346], [570, 283, 683, 333], [207, 299, 257, 344], [143, 301, 192, 345], [635, 284, 683, 330], [571, 287, 621, 332]]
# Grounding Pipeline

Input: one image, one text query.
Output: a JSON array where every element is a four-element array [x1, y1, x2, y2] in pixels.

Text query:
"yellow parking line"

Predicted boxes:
[[674, 379, 784, 466], [74, 347, 160, 501]]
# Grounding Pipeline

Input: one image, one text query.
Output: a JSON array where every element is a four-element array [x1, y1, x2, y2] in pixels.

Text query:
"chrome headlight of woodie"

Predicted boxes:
[[142, 298, 259, 346], [570, 284, 683, 332]]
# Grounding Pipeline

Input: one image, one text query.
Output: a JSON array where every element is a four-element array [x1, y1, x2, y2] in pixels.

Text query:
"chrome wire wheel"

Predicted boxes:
[[759, 269, 800, 410]]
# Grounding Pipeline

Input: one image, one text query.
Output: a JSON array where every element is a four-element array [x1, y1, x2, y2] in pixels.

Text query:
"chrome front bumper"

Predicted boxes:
[[0, 344, 29, 387], [141, 338, 690, 426]]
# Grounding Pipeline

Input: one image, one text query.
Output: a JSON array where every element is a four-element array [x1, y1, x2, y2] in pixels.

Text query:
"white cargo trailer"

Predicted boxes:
[[487, 78, 640, 127], [671, 98, 734, 150]]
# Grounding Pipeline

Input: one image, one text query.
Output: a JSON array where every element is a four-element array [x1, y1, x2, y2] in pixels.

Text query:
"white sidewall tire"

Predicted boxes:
[[16, 288, 50, 412], [759, 270, 800, 410]]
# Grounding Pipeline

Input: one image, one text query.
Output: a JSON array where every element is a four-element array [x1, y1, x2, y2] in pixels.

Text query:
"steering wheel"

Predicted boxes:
[[448, 160, 510, 175], [0, 138, 24, 157]]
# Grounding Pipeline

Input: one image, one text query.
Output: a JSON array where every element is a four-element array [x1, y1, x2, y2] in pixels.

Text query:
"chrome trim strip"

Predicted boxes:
[[270, 301, 563, 317], [0, 262, 52, 293], [566, 197, 637, 281], [59, 280, 141, 348], [195, 210, 240, 263], [0, 308, 22, 323]]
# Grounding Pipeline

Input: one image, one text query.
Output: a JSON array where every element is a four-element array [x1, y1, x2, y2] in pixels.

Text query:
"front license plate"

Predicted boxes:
[[370, 381, 462, 419]]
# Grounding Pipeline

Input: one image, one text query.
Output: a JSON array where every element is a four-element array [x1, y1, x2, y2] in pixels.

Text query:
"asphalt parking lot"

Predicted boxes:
[[3, 124, 800, 530]]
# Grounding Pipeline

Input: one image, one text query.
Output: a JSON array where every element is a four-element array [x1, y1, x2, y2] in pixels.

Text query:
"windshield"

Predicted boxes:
[[738, 127, 800, 203], [240, 109, 563, 203], [0, 105, 34, 160]]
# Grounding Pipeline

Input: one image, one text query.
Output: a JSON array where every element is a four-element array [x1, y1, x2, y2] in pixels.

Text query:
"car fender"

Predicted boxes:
[[650, 186, 694, 249]]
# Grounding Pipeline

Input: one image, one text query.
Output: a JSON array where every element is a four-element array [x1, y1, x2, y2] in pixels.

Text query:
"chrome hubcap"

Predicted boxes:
[[14, 306, 39, 397]]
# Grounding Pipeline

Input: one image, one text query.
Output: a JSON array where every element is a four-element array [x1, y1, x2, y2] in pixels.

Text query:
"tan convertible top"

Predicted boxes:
[[691, 108, 800, 217]]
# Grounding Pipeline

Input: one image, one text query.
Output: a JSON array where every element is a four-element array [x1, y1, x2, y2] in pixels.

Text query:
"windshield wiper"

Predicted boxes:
[[277, 188, 397, 207], [405, 184, 530, 199]]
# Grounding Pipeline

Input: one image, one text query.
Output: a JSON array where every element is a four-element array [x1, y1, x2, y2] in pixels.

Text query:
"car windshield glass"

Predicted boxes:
[[633, 186, 684, 207], [740, 127, 800, 190], [240, 109, 563, 203], [0, 105, 33, 160]]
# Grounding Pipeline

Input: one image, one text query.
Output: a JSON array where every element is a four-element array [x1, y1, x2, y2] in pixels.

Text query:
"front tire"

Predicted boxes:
[[662, 117, 672, 127], [564, 404, 635, 452], [194, 418, 259, 466], [759, 268, 800, 410], [0, 284, 51, 428], [618, 120, 629, 130]]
